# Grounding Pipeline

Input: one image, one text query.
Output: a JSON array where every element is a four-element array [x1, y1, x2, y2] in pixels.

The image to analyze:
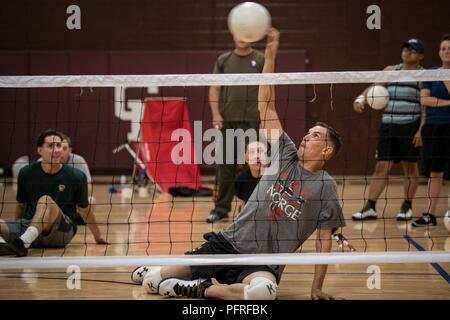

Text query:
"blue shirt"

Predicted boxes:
[[421, 68, 450, 125]]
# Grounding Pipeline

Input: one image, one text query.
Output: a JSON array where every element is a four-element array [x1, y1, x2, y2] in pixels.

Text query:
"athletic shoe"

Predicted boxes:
[[351, 208, 377, 220], [158, 278, 209, 298], [7, 233, 28, 257], [143, 275, 160, 294], [0, 243, 14, 256], [412, 213, 437, 227], [206, 210, 228, 223], [131, 266, 150, 284], [396, 208, 413, 221]]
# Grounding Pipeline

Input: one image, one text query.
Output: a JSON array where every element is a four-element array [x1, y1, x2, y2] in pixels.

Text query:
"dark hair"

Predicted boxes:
[[58, 132, 72, 146], [36, 129, 63, 147], [315, 122, 342, 156], [441, 34, 450, 42]]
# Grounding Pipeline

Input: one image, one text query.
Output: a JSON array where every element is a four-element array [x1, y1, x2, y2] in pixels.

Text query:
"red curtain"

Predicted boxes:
[[138, 98, 202, 193]]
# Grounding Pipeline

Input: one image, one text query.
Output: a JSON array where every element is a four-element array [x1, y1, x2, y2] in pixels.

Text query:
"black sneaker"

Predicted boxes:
[[412, 213, 437, 227], [205, 210, 228, 223], [0, 243, 15, 256], [7, 233, 28, 257], [158, 278, 210, 298]]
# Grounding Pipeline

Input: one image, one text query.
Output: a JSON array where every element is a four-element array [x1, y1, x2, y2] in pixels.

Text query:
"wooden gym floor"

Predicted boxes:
[[0, 176, 449, 300]]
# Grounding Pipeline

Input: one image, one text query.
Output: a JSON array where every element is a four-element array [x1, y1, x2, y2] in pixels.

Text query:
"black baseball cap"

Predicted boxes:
[[402, 38, 425, 53]]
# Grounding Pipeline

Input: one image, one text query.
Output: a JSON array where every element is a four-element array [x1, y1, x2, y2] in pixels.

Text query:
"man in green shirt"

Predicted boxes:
[[0, 129, 104, 257], [208, 36, 265, 223]]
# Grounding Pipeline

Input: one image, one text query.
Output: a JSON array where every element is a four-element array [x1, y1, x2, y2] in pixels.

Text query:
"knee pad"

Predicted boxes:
[[243, 277, 277, 300], [142, 267, 162, 294]]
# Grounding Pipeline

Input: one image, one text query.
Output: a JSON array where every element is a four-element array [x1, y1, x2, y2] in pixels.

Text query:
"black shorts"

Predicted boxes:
[[421, 124, 450, 173], [376, 120, 421, 163], [186, 232, 281, 284]]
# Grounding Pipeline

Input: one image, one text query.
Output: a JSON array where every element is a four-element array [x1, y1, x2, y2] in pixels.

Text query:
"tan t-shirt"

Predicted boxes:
[[213, 50, 265, 122]]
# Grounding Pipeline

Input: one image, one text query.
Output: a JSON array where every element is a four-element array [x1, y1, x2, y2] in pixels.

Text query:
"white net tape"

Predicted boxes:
[[0, 252, 449, 269], [0, 69, 449, 88]]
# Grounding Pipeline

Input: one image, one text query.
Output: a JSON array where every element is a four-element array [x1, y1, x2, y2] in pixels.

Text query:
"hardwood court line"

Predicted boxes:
[[0, 271, 441, 277], [403, 235, 450, 284], [283, 271, 441, 276], [0, 275, 132, 286]]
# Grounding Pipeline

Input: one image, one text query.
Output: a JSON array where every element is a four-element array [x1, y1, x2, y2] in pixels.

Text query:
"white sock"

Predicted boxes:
[[20, 226, 39, 248], [0, 235, 6, 244]]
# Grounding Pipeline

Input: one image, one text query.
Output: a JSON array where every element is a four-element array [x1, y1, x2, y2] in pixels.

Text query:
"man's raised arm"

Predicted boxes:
[[259, 28, 283, 141]]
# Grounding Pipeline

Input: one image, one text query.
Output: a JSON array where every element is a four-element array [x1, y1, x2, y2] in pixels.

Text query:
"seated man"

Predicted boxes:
[[235, 140, 354, 251], [130, 28, 347, 300], [0, 129, 106, 257], [234, 140, 267, 210], [59, 133, 105, 244]]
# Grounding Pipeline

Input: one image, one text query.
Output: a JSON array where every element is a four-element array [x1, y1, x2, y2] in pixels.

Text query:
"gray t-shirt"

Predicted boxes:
[[38, 153, 91, 183], [66, 153, 92, 183], [221, 133, 345, 255]]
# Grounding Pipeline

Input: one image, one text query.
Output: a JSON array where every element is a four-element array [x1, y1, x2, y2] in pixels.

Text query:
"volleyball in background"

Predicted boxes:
[[366, 85, 390, 110], [228, 2, 271, 42], [446, 195, 450, 231], [444, 210, 450, 232]]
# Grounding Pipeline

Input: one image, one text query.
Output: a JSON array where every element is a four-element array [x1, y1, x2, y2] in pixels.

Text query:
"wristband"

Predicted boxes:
[[355, 94, 365, 104]]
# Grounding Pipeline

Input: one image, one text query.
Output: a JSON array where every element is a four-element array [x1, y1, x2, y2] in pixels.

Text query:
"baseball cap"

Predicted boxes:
[[402, 38, 425, 53]]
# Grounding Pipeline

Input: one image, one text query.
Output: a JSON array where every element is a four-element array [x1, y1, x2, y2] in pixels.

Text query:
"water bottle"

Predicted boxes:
[[120, 175, 127, 189]]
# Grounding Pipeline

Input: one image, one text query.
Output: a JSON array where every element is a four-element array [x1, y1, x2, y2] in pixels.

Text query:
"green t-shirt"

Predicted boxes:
[[16, 161, 89, 223], [213, 50, 265, 122]]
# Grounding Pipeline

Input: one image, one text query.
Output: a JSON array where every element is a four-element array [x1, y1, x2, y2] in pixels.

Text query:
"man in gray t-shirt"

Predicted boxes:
[[221, 132, 344, 255], [64, 153, 92, 185], [59, 133, 106, 244], [132, 28, 345, 300]]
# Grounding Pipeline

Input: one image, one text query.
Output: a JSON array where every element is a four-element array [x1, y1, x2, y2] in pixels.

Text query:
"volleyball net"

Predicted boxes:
[[0, 69, 450, 269]]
